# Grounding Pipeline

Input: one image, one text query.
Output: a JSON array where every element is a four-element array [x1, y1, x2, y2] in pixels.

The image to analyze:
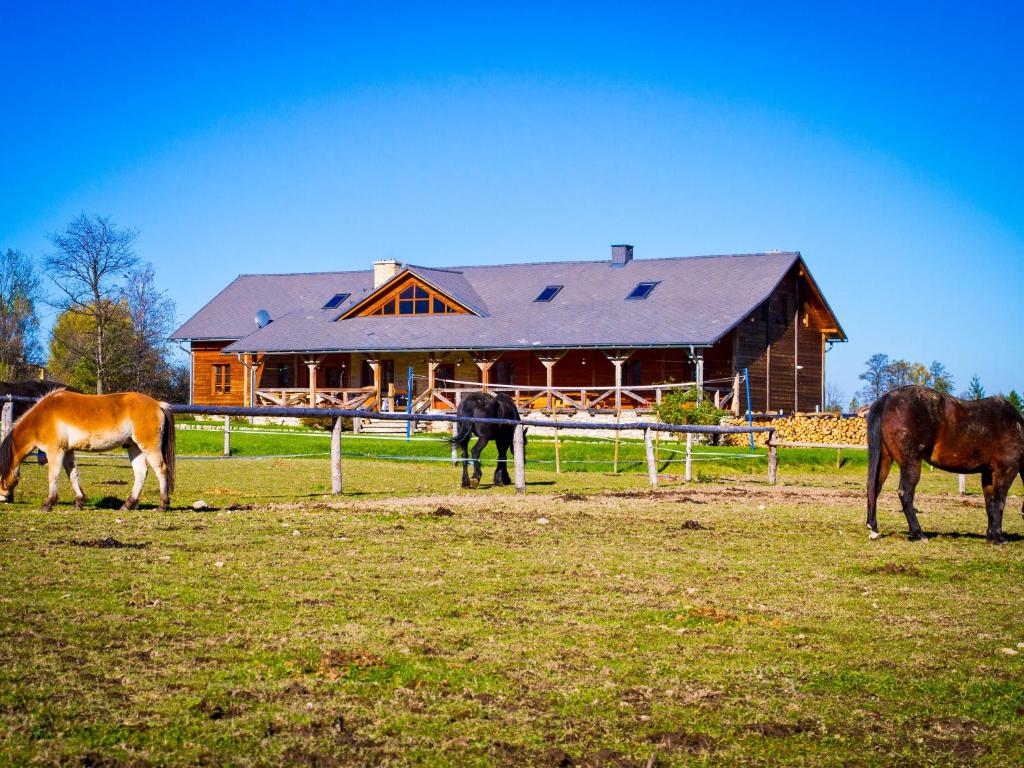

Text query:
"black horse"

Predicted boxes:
[[867, 386, 1024, 543], [446, 392, 525, 488]]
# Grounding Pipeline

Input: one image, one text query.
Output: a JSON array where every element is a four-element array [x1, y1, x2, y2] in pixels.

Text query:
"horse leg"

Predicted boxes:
[[62, 451, 85, 510], [978, 466, 1011, 544], [500, 435, 513, 485], [896, 458, 925, 540], [121, 444, 148, 511], [145, 447, 170, 512], [460, 439, 471, 488], [42, 448, 65, 512], [866, 450, 893, 538], [493, 436, 509, 483], [470, 435, 490, 489]]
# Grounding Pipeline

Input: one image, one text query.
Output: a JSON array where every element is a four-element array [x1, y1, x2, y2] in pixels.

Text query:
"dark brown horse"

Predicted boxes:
[[866, 386, 1024, 543]]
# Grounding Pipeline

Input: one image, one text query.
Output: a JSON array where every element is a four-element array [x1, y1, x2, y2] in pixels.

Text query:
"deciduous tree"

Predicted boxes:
[[46, 213, 139, 394], [0, 249, 44, 380]]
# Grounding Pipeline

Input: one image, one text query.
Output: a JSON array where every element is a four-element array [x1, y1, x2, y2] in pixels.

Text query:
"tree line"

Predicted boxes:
[[1, 213, 186, 401], [827, 353, 1021, 415]]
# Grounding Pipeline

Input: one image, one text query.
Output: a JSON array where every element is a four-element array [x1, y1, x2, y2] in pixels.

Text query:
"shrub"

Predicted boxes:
[[654, 388, 730, 427], [300, 415, 352, 431]]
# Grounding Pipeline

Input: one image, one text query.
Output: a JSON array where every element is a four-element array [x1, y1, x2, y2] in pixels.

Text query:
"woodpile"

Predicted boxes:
[[721, 413, 867, 447]]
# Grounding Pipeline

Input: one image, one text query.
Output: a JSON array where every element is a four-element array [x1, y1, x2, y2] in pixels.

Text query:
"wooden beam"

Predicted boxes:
[[602, 349, 633, 415]]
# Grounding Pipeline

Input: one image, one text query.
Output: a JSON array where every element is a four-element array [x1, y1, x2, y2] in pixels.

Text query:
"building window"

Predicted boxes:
[[534, 285, 563, 302], [213, 365, 231, 393], [322, 293, 350, 309], [626, 281, 659, 300], [369, 283, 459, 315]]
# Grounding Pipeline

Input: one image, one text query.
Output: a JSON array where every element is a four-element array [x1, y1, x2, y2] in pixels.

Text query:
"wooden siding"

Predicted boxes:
[[732, 264, 828, 414], [342, 274, 472, 318], [191, 341, 247, 406]]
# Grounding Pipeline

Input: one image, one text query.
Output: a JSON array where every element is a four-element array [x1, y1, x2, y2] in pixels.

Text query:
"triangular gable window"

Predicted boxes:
[[341, 273, 471, 318]]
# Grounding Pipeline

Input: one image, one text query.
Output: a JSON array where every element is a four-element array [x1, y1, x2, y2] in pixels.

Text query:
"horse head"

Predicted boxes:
[[0, 434, 18, 502]]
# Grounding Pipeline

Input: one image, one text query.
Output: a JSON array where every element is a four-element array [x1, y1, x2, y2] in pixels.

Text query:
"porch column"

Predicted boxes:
[[304, 358, 321, 407], [689, 349, 705, 404], [603, 350, 633, 415], [535, 351, 565, 413], [365, 357, 382, 410], [472, 352, 500, 393], [732, 372, 741, 416], [426, 357, 441, 408]]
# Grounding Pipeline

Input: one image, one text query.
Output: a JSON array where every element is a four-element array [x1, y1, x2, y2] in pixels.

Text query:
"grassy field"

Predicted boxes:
[[1, 443, 1023, 766]]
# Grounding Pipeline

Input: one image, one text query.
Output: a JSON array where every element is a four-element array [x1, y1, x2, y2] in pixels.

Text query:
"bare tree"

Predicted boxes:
[[46, 214, 139, 393], [824, 381, 844, 412], [123, 264, 177, 394], [0, 249, 44, 380]]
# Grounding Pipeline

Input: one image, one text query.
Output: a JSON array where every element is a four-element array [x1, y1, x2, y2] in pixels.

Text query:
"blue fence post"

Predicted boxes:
[[745, 367, 754, 450], [405, 366, 414, 441]]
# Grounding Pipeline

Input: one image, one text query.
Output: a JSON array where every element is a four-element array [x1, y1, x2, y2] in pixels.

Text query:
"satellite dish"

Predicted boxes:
[[254, 309, 271, 328]]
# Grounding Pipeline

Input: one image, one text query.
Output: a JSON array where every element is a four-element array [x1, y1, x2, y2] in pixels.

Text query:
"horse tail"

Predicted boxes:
[[160, 403, 176, 495], [444, 420, 473, 449], [866, 395, 886, 503]]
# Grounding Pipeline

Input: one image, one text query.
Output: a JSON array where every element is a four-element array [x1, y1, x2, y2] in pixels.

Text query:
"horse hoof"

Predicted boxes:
[[469, 478, 480, 489], [868, 530, 881, 540], [987, 533, 1009, 545], [74, 498, 84, 510], [908, 532, 927, 542]]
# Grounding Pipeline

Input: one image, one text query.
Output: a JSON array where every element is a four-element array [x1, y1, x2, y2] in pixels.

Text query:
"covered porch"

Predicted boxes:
[[246, 345, 741, 415]]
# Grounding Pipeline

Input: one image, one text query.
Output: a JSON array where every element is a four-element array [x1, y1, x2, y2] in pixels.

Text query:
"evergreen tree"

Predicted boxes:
[[965, 375, 985, 400]]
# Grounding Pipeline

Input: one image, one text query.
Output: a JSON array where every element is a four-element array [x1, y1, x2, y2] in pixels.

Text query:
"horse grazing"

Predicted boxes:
[[1, 380, 83, 465], [445, 392, 525, 488], [0, 390, 176, 511], [866, 385, 1024, 543]]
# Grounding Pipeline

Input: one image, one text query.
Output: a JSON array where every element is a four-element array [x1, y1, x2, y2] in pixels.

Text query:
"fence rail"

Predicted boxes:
[[1, 394, 777, 496]]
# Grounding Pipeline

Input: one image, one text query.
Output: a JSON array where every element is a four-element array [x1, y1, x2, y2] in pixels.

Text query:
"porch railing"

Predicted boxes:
[[254, 376, 739, 415], [256, 386, 376, 410]]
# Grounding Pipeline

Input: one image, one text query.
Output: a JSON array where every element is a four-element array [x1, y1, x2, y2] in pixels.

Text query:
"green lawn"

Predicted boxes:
[[1, 448, 1022, 765], [175, 422, 866, 477]]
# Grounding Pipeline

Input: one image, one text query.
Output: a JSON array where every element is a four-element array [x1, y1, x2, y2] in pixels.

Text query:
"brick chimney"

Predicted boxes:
[[611, 244, 633, 266], [373, 258, 402, 288]]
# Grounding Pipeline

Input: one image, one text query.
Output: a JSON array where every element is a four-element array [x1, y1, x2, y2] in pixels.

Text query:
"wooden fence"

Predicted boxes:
[[1, 395, 776, 496]]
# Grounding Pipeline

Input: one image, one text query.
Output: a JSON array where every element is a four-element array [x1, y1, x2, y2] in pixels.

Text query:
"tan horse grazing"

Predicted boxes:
[[0, 390, 176, 511]]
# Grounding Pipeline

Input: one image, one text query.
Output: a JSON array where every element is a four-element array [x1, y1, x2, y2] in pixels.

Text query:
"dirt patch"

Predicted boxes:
[[225, 503, 254, 511], [67, 537, 147, 550], [96, 480, 128, 486], [431, 506, 454, 517], [649, 730, 716, 753], [318, 648, 387, 679], [742, 719, 819, 737], [680, 520, 709, 530], [922, 735, 989, 759], [559, 493, 587, 502], [864, 563, 924, 577], [688, 606, 737, 623], [279, 748, 344, 768]]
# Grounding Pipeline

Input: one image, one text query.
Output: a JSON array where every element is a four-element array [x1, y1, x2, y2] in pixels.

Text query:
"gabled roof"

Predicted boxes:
[[170, 251, 846, 353], [338, 265, 489, 318]]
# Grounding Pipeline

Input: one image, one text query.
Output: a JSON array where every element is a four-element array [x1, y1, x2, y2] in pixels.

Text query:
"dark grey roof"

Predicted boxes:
[[170, 251, 846, 352]]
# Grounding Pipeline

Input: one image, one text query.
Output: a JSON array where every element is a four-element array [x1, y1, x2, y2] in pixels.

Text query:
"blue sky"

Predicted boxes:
[[2, 2, 1021, 399]]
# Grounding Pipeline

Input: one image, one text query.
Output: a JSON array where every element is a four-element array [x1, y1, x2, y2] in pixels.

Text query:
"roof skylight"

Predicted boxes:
[[626, 281, 659, 300], [322, 293, 350, 309], [534, 285, 563, 302]]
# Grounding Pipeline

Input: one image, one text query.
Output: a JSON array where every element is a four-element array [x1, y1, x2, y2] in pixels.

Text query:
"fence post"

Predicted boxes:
[[1, 399, 12, 443], [553, 412, 561, 474], [513, 424, 526, 495], [684, 432, 693, 482], [768, 435, 778, 485], [644, 428, 658, 488], [958, 474, 966, 495], [223, 415, 231, 456], [331, 416, 343, 494]]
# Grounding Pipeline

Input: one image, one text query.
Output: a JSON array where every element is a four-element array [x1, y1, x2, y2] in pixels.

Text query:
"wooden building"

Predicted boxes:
[[171, 247, 846, 415]]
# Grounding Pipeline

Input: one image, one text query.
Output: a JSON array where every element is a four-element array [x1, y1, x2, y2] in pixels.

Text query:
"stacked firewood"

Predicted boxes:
[[720, 413, 867, 447]]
